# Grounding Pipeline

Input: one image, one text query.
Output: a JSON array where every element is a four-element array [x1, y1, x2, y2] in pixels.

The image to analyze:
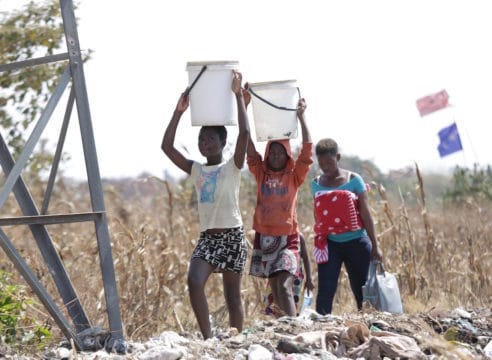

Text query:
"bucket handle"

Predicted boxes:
[[248, 87, 301, 111], [184, 65, 207, 97]]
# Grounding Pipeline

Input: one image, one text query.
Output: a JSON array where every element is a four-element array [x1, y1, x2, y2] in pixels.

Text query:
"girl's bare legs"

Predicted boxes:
[[270, 271, 296, 316], [222, 271, 244, 332], [188, 258, 215, 339]]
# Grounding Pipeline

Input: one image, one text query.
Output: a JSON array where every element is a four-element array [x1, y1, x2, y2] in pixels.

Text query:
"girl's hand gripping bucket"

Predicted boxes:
[[185, 61, 239, 126], [248, 80, 300, 142]]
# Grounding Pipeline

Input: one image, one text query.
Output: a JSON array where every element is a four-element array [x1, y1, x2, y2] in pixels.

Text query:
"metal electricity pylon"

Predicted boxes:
[[0, 0, 125, 352]]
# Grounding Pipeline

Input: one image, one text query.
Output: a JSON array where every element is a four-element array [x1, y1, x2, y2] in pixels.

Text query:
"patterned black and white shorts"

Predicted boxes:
[[192, 227, 247, 273]]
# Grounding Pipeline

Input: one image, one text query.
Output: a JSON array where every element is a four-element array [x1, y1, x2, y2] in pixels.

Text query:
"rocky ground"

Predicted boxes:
[[4, 307, 492, 359]]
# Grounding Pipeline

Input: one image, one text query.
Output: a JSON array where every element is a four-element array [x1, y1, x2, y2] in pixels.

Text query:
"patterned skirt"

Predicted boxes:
[[249, 232, 300, 278], [192, 227, 247, 273]]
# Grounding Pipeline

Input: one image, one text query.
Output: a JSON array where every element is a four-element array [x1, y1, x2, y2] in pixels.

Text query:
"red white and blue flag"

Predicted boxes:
[[416, 89, 449, 117]]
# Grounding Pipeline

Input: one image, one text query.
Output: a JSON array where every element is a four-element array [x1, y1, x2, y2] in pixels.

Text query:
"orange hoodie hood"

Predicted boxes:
[[263, 139, 294, 173]]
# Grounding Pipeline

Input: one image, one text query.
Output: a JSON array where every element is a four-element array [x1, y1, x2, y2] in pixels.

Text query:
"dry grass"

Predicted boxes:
[[0, 165, 490, 345]]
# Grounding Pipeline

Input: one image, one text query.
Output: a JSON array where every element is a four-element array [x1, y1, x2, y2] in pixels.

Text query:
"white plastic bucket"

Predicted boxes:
[[186, 61, 239, 126], [249, 80, 299, 142]]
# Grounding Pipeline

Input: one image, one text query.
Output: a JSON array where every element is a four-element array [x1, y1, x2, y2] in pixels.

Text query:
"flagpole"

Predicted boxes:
[[450, 113, 466, 168], [453, 111, 479, 167]]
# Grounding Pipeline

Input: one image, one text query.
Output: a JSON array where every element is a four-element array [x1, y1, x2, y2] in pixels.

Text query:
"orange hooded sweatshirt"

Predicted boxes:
[[247, 140, 313, 236]]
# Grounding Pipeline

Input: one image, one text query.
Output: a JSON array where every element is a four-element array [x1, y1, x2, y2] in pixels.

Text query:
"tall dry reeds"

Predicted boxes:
[[0, 166, 490, 344]]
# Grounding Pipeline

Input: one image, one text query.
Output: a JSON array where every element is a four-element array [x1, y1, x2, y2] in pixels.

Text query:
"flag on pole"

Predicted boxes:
[[416, 89, 449, 116], [437, 122, 463, 157]]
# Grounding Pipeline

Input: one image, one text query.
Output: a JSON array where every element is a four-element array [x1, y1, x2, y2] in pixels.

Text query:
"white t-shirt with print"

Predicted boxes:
[[190, 157, 243, 232]]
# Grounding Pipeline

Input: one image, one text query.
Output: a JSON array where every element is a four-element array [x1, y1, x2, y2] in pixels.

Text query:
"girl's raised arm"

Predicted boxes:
[[161, 91, 194, 175]]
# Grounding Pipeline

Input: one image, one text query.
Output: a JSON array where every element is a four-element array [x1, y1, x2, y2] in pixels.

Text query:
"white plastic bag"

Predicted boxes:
[[363, 261, 403, 314], [299, 289, 313, 315]]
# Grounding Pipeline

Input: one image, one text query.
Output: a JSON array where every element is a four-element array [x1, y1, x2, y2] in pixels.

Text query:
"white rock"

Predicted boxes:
[[78, 350, 114, 359], [129, 341, 146, 352], [233, 348, 248, 360], [57, 347, 72, 359], [452, 307, 472, 319], [158, 331, 190, 346], [483, 339, 492, 358], [247, 344, 273, 360], [139, 345, 185, 360]]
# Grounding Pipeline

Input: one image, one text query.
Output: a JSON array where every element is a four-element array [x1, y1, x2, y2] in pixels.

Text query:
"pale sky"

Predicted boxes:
[[3, 0, 492, 179]]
